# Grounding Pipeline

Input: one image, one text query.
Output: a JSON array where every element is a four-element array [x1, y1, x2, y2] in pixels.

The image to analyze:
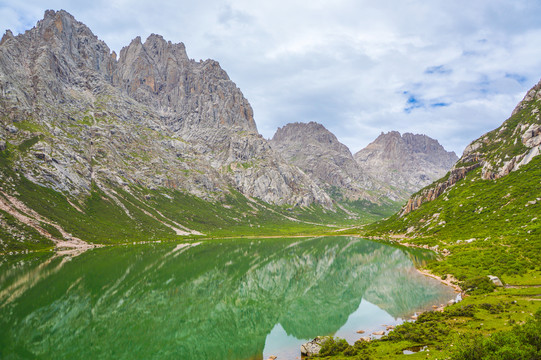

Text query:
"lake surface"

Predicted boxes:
[[0, 236, 457, 359]]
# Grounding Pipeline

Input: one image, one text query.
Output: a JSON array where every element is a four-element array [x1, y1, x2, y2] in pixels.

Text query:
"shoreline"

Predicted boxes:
[[416, 267, 462, 294]]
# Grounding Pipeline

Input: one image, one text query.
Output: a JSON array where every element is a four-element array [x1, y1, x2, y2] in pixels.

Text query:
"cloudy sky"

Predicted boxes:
[[2, 0, 541, 154]]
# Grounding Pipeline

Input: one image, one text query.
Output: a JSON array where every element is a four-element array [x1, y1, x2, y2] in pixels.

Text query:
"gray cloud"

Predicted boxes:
[[2, 0, 541, 154]]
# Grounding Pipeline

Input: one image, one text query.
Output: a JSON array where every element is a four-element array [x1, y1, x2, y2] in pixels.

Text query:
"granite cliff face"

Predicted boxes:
[[271, 122, 379, 202], [354, 131, 458, 201], [0, 10, 330, 208]]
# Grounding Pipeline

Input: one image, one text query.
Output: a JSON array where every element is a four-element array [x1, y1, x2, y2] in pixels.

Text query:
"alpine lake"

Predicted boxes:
[[0, 236, 459, 359]]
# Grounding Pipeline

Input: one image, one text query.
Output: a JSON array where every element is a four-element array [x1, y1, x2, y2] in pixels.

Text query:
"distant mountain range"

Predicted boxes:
[[0, 10, 458, 251], [271, 122, 457, 203]]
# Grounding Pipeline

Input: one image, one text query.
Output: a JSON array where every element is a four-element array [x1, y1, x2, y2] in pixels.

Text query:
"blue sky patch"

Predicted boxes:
[[505, 73, 528, 84], [425, 65, 452, 75], [430, 102, 450, 108], [403, 90, 451, 113], [404, 94, 424, 113]]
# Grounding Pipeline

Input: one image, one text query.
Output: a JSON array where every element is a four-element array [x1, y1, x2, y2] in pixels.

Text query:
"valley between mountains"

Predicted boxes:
[[0, 10, 457, 252], [1, 9, 540, 360]]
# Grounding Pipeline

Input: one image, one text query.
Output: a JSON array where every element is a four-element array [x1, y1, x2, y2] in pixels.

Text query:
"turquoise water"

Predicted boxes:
[[0, 236, 457, 359]]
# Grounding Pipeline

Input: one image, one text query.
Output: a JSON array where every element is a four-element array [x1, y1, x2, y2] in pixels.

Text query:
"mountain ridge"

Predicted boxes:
[[271, 121, 379, 202], [271, 122, 457, 204], [0, 9, 331, 207], [0, 10, 343, 251], [0, 10, 464, 251]]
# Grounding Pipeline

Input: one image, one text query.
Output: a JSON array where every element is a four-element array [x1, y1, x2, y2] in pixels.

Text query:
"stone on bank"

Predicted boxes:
[[300, 336, 331, 357]]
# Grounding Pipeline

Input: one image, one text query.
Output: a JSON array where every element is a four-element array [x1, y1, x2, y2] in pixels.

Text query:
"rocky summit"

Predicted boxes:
[[0, 10, 338, 250], [271, 123, 457, 204], [0, 10, 330, 206], [354, 131, 458, 201], [271, 122, 379, 202]]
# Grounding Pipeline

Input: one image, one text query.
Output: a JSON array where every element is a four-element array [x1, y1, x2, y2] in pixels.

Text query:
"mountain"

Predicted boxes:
[[0, 10, 342, 251], [368, 79, 541, 240], [270, 123, 457, 214], [354, 131, 458, 201], [271, 122, 379, 202], [0, 10, 331, 207]]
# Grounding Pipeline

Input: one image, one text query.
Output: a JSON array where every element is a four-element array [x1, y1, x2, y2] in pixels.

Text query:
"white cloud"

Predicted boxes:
[[2, 0, 541, 154]]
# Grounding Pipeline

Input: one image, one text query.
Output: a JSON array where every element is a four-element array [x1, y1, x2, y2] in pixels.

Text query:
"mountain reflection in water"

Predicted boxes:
[[0, 236, 456, 359]]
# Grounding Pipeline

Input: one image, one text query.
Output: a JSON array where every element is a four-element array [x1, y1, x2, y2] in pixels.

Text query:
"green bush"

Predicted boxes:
[[317, 338, 350, 357], [445, 304, 477, 318], [384, 316, 450, 343], [462, 276, 496, 295], [478, 303, 504, 314]]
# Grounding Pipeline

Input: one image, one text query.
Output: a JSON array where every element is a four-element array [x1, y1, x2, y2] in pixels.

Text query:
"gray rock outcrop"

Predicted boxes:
[[354, 131, 458, 201], [488, 275, 503, 287], [271, 122, 379, 202], [0, 10, 331, 207], [300, 336, 331, 357]]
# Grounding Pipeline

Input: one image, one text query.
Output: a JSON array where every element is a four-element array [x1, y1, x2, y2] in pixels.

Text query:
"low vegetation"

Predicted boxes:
[[365, 155, 540, 242], [309, 305, 541, 359]]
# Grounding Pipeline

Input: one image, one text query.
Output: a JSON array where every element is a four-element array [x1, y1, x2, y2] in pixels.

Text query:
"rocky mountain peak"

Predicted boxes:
[[356, 131, 457, 167], [354, 131, 458, 200], [271, 122, 379, 202], [511, 78, 541, 116], [115, 33, 255, 135], [0, 9, 116, 111], [403, 133, 451, 154], [144, 33, 188, 60], [36, 9, 114, 70], [0, 30, 14, 45], [272, 122, 351, 155], [0, 10, 331, 211]]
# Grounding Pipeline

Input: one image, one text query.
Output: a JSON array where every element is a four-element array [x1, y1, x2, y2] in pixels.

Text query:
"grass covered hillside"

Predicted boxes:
[[365, 156, 541, 282], [367, 155, 540, 243]]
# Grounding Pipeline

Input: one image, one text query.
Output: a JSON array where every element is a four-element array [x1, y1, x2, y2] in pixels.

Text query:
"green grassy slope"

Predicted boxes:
[[366, 155, 540, 257]]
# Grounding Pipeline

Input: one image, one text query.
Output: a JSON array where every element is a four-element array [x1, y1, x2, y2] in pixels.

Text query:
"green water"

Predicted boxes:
[[0, 236, 457, 359]]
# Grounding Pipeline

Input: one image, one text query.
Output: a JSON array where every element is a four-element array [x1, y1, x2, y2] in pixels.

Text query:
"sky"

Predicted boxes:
[[2, 1, 541, 155]]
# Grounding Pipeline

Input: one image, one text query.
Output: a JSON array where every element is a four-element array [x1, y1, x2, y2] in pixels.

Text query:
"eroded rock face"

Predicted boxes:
[[0, 10, 331, 207], [354, 131, 458, 201], [271, 122, 379, 202], [114, 34, 257, 136], [271, 123, 456, 204]]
